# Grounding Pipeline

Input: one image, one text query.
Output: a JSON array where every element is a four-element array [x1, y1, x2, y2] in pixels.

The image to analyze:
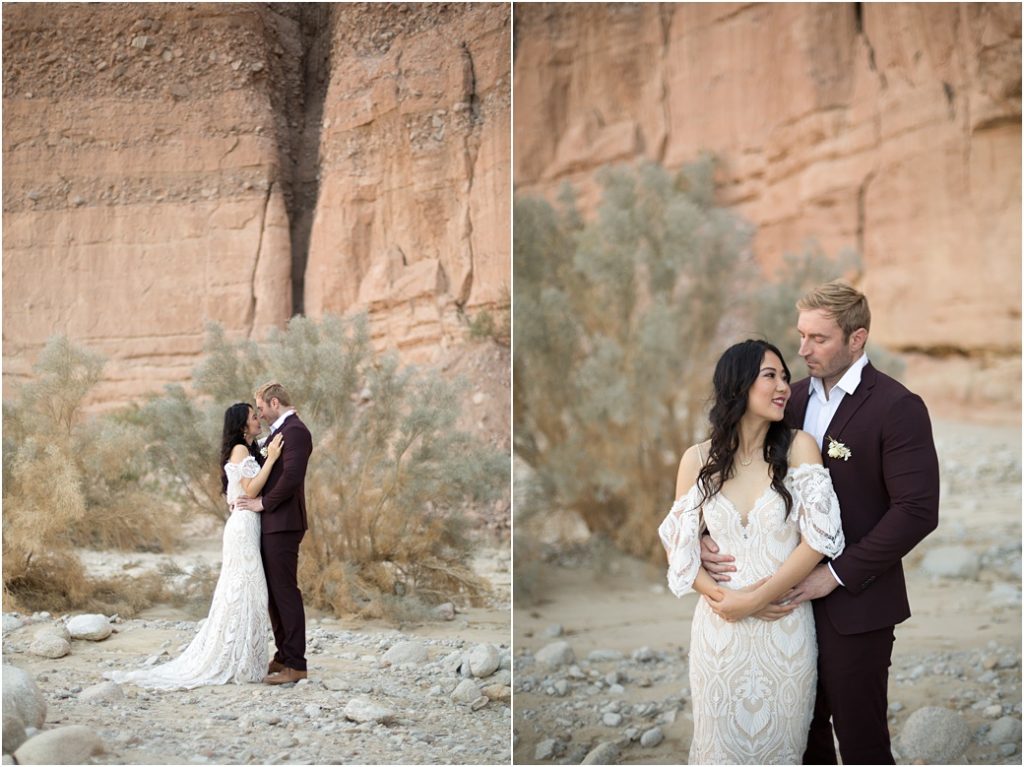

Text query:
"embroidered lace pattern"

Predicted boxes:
[[657, 462, 845, 764], [108, 457, 270, 690]]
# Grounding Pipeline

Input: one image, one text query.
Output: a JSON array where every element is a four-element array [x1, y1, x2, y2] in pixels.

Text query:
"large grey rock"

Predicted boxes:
[[28, 633, 70, 659], [381, 641, 428, 666], [2, 665, 47, 730], [986, 716, 1022, 745], [342, 698, 395, 724], [14, 726, 104, 764], [79, 681, 124, 703], [66, 614, 112, 641], [2, 707, 27, 754], [582, 741, 620, 764], [468, 643, 501, 678], [451, 678, 482, 705], [920, 546, 980, 579], [36, 623, 70, 642], [2, 614, 24, 634], [898, 706, 970, 764], [535, 640, 575, 670]]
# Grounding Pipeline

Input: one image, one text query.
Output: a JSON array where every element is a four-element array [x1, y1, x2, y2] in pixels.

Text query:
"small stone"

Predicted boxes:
[[131, 35, 149, 50], [640, 726, 664, 748], [470, 696, 488, 711], [381, 641, 428, 666], [986, 716, 1022, 745], [984, 704, 1004, 718], [603, 712, 623, 727], [481, 684, 511, 703], [582, 742, 619, 764], [920, 546, 979, 579], [535, 640, 574, 670], [542, 623, 564, 638], [14, 725, 104, 765], [451, 678, 482, 705], [79, 681, 124, 703], [468, 644, 501, 678], [433, 602, 455, 621], [28, 634, 70, 659], [66, 614, 112, 641], [342, 698, 395, 724], [534, 738, 557, 761], [632, 646, 655, 662], [553, 679, 569, 696]]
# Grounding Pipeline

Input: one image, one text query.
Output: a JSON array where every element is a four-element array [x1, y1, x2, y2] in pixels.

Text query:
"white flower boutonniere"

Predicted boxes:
[[260, 445, 269, 459], [826, 436, 852, 461]]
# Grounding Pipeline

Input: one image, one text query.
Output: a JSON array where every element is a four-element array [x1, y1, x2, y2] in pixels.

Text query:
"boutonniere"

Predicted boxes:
[[826, 435, 852, 461], [260, 445, 269, 459]]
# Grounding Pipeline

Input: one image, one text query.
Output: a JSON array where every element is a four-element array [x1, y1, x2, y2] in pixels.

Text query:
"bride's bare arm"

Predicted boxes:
[[674, 445, 725, 604], [231, 435, 284, 500]]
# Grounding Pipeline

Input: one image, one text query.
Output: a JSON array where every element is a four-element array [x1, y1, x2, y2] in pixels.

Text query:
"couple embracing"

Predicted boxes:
[[111, 383, 312, 690], [659, 282, 940, 764]]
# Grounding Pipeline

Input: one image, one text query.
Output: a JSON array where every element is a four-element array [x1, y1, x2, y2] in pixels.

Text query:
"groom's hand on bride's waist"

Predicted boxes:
[[235, 496, 264, 512], [700, 534, 735, 582]]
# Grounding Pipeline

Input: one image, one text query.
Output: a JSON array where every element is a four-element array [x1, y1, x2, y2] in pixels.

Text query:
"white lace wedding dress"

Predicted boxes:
[[108, 457, 271, 690], [658, 463, 845, 764]]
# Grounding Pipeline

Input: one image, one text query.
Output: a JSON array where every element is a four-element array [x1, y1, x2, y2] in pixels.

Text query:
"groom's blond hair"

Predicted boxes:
[[797, 281, 871, 341], [254, 382, 293, 407]]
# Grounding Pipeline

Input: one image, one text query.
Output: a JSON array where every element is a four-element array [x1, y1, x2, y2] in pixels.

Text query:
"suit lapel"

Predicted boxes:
[[822, 363, 877, 457], [786, 378, 811, 430]]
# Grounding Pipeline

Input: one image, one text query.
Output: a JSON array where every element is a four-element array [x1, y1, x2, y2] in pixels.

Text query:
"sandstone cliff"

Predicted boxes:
[[3, 3, 510, 406], [514, 3, 1021, 418]]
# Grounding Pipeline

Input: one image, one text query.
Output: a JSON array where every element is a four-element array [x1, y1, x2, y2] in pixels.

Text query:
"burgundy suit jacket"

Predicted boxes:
[[260, 414, 313, 535], [785, 363, 939, 635]]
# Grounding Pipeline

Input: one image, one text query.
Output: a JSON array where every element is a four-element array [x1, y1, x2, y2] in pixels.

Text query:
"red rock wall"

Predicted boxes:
[[514, 3, 1021, 418], [3, 3, 510, 406]]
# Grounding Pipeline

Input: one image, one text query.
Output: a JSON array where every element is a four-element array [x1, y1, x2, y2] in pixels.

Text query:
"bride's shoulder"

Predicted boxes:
[[787, 430, 823, 468], [228, 444, 251, 464], [676, 441, 709, 488]]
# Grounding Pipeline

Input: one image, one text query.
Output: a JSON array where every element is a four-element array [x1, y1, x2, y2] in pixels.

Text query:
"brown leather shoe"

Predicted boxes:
[[267, 659, 285, 675], [263, 667, 307, 685]]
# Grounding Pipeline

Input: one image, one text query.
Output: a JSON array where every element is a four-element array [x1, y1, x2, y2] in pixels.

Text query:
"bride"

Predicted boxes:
[[658, 339, 845, 763], [109, 403, 283, 690]]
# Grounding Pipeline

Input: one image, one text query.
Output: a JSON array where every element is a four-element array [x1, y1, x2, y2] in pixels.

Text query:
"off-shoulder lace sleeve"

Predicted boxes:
[[785, 464, 846, 558], [657, 485, 705, 598], [225, 456, 261, 482]]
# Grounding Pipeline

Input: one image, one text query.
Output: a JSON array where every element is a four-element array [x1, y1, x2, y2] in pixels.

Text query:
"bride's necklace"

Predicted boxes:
[[738, 445, 764, 466]]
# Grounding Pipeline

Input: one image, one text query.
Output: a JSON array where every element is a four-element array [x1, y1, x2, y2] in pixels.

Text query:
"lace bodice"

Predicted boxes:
[[658, 463, 845, 598], [224, 456, 261, 504]]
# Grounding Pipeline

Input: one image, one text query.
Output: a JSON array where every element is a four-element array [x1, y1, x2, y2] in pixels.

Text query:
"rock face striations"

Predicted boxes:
[[514, 3, 1021, 416], [3, 3, 510, 406]]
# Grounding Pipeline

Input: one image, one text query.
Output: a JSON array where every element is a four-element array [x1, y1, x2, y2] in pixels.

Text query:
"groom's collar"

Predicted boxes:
[[807, 353, 869, 400], [269, 409, 296, 434]]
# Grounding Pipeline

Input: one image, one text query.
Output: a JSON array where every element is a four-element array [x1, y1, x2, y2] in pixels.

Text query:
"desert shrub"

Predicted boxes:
[[178, 313, 508, 618], [2, 337, 176, 613], [468, 287, 511, 346], [514, 158, 891, 563]]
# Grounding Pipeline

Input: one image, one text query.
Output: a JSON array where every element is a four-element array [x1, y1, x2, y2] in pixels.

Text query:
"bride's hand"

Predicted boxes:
[[709, 589, 758, 623], [266, 433, 285, 461]]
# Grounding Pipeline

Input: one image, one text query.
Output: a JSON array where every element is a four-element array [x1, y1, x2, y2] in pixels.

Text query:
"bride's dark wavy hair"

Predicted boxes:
[[695, 339, 794, 515], [220, 402, 258, 495]]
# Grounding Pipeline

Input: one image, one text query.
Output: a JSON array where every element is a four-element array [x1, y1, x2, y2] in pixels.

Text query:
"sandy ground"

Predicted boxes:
[[3, 544, 511, 765], [513, 418, 1022, 764]]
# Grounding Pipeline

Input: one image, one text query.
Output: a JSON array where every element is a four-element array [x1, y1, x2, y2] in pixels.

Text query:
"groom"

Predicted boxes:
[[702, 281, 939, 764], [235, 382, 313, 685]]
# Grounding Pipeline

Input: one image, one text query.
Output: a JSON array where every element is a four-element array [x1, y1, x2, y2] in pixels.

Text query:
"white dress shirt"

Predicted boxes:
[[259, 409, 296, 446], [802, 354, 869, 587]]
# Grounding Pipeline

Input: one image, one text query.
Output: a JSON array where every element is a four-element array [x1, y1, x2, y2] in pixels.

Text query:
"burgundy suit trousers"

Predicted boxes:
[[803, 605, 895, 765], [261, 530, 307, 672]]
